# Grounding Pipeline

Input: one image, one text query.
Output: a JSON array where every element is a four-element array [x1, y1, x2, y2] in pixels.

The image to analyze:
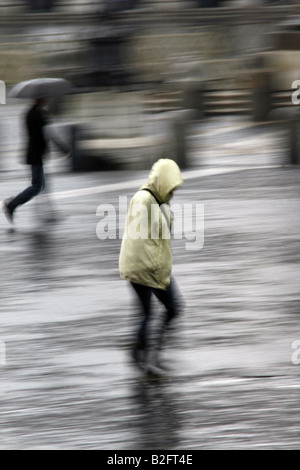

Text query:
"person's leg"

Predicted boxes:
[[7, 165, 45, 215], [152, 279, 181, 352], [130, 282, 152, 363]]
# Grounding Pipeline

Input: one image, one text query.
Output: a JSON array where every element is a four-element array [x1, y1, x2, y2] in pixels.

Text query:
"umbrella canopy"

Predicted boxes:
[[9, 78, 72, 99]]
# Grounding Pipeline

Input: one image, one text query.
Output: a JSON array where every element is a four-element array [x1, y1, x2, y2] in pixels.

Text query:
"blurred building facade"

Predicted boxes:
[[1, 0, 300, 169], [1, 1, 299, 88]]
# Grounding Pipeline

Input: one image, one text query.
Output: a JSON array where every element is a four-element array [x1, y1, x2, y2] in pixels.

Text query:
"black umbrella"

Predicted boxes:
[[9, 78, 72, 99]]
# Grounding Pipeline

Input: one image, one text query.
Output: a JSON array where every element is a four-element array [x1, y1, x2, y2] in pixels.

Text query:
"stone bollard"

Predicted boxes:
[[173, 118, 187, 169], [251, 71, 272, 122], [269, 107, 300, 166], [287, 109, 300, 165], [70, 124, 80, 171], [172, 109, 198, 169], [182, 81, 205, 120]]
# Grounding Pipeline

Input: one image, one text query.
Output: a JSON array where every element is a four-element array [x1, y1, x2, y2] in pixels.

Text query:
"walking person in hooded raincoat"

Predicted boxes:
[[119, 158, 184, 374]]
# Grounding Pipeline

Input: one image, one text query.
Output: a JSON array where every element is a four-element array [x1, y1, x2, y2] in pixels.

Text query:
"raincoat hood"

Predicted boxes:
[[142, 158, 184, 204]]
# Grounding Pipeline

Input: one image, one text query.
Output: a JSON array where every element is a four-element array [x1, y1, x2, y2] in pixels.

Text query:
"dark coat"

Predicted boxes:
[[25, 104, 48, 166]]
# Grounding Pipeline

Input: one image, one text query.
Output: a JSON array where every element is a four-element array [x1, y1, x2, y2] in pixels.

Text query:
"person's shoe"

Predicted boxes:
[[142, 349, 167, 377], [131, 343, 146, 370], [2, 200, 14, 224], [145, 362, 166, 378]]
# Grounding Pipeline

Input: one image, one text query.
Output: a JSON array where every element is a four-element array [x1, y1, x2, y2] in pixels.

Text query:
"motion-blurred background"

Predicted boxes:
[[1, 0, 300, 172]]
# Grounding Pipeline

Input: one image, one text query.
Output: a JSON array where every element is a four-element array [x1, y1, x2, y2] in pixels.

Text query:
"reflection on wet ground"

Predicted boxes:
[[0, 111, 300, 449]]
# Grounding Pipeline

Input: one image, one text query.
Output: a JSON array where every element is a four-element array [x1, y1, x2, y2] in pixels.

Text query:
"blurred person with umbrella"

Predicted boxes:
[[3, 78, 71, 224]]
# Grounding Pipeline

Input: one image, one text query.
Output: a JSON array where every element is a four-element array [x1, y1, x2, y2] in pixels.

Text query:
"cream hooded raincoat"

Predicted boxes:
[[119, 159, 183, 290]]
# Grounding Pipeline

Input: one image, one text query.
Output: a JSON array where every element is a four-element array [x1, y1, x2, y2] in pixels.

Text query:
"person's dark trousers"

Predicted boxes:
[[8, 165, 45, 214], [26, 0, 56, 11], [130, 279, 180, 356]]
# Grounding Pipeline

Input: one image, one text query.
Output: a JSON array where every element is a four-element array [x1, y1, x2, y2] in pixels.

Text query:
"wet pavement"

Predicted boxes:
[[0, 107, 300, 450]]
